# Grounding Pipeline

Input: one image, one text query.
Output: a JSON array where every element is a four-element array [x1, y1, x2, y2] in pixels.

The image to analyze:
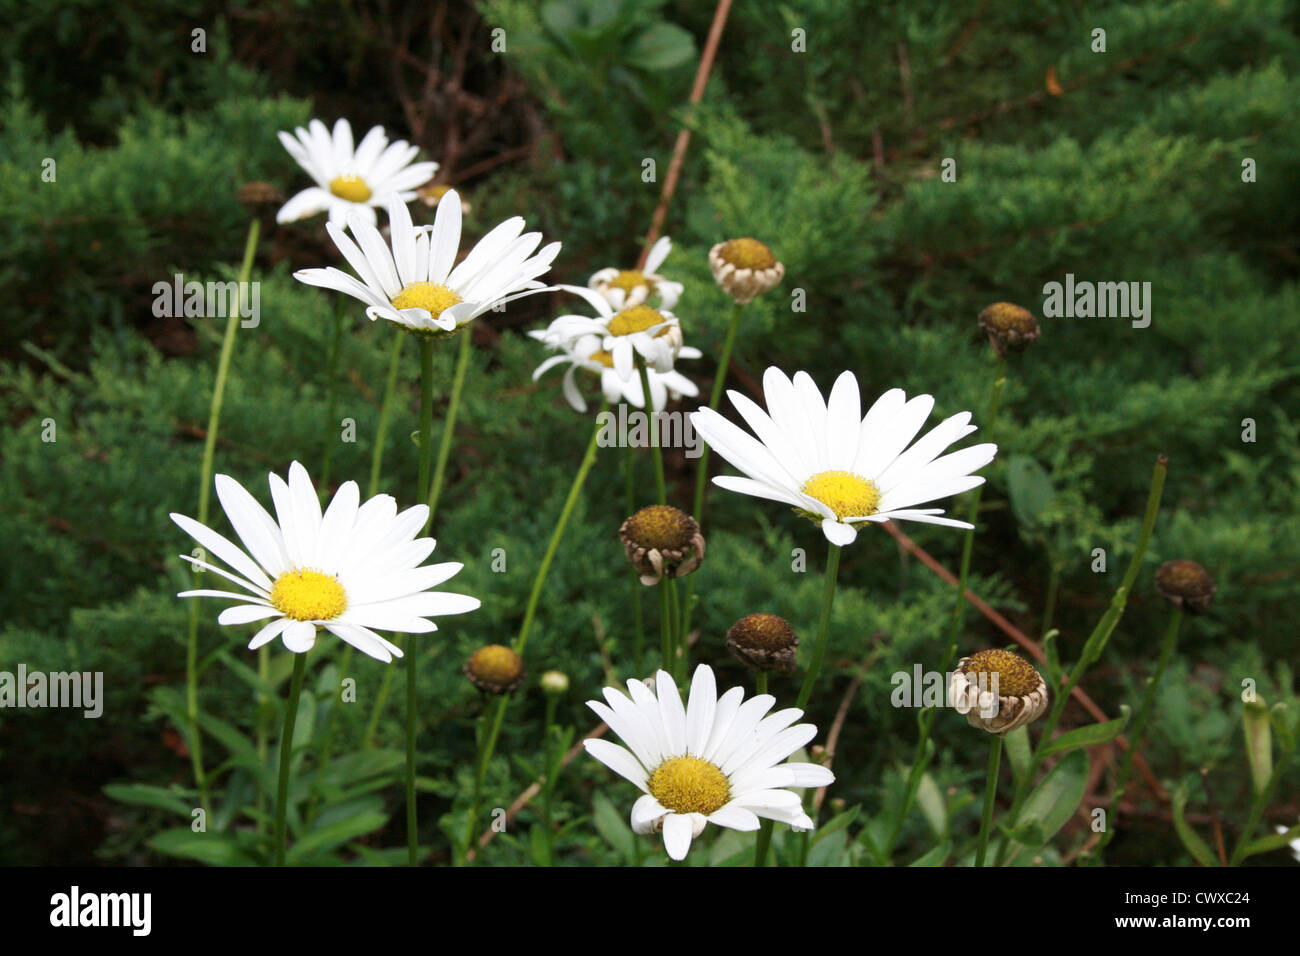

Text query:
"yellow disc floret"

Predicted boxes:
[[591, 349, 615, 369], [270, 569, 347, 621], [607, 269, 650, 293], [329, 175, 372, 203], [718, 237, 776, 270], [648, 755, 730, 815], [608, 305, 665, 337], [801, 470, 881, 520], [391, 282, 464, 320], [964, 648, 1041, 698]]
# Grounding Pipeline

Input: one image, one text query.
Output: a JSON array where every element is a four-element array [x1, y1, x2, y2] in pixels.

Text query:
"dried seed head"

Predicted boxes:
[[726, 613, 799, 675], [238, 181, 283, 216], [619, 505, 705, 586], [708, 238, 785, 305], [464, 644, 526, 695], [949, 648, 1049, 735], [978, 302, 1040, 358], [1155, 559, 1216, 614]]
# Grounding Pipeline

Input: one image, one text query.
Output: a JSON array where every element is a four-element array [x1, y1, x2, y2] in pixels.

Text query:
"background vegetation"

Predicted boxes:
[[1, 0, 1296, 865]]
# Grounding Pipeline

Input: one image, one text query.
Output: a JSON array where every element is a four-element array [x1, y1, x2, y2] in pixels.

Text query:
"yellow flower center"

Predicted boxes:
[[964, 648, 1041, 698], [801, 470, 880, 520], [608, 269, 651, 293], [608, 305, 665, 337], [391, 282, 463, 319], [329, 175, 372, 203], [719, 237, 776, 270], [270, 569, 347, 621], [467, 645, 524, 686], [591, 349, 615, 369], [648, 755, 730, 815], [623, 504, 696, 551]]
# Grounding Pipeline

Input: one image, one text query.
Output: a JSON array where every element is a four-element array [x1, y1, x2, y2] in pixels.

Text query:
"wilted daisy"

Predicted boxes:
[[171, 461, 479, 662], [531, 331, 700, 413], [293, 192, 559, 336], [276, 118, 438, 227], [690, 367, 997, 546], [949, 648, 1049, 735], [583, 664, 834, 861], [588, 236, 684, 311], [537, 285, 684, 381]]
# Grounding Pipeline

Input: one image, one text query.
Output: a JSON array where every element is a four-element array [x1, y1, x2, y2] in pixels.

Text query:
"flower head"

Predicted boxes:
[[1154, 559, 1216, 614], [949, 648, 1049, 735], [534, 285, 685, 381], [708, 237, 784, 304], [588, 236, 684, 311], [726, 613, 799, 675], [583, 664, 833, 860], [465, 644, 525, 695], [978, 302, 1040, 358], [294, 192, 559, 336], [619, 505, 705, 585], [170, 461, 479, 662], [690, 367, 997, 546], [276, 119, 438, 227]]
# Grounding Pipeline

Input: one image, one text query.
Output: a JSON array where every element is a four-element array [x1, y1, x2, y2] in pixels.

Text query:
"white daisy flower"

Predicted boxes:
[[535, 285, 684, 381], [276, 118, 438, 227], [170, 461, 480, 662], [531, 331, 701, 413], [690, 367, 997, 547], [583, 664, 834, 861], [293, 192, 560, 335], [588, 235, 684, 311]]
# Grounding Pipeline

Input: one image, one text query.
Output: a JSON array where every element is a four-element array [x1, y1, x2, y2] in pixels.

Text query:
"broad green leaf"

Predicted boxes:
[[592, 790, 635, 861], [148, 828, 255, 866], [286, 810, 388, 863], [1242, 822, 1300, 859], [102, 783, 194, 818], [812, 804, 860, 844], [625, 22, 695, 71], [1007, 454, 1056, 529], [908, 841, 951, 867], [916, 773, 946, 836], [999, 749, 1087, 863], [1004, 726, 1031, 781], [1039, 711, 1129, 758]]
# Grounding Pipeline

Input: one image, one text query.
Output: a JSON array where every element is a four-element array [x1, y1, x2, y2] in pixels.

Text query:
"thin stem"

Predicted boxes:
[[660, 580, 674, 673], [319, 296, 345, 491], [460, 402, 608, 863], [1041, 558, 1061, 636], [424, 327, 473, 528], [753, 665, 772, 867], [368, 332, 406, 498], [637, 358, 666, 504], [795, 541, 842, 712], [1098, 606, 1181, 853], [975, 736, 1003, 867], [185, 217, 260, 814], [274, 652, 307, 866], [626, 445, 645, 675]]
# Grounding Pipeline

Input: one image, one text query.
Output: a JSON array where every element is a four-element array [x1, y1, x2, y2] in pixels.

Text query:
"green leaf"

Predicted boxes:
[[1004, 726, 1031, 781], [1039, 711, 1130, 758], [1042, 629, 1062, 687], [999, 749, 1087, 863], [812, 804, 860, 844], [1242, 822, 1300, 859], [147, 828, 255, 866], [1006, 454, 1056, 529], [625, 22, 695, 71], [286, 811, 388, 864], [908, 841, 951, 867], [102, 783, 195, 818], [1242, 700, 1273, 795], [592, 790, 634, 861], [916, 773, 946, 837], [1172, 782, 1217, 867]]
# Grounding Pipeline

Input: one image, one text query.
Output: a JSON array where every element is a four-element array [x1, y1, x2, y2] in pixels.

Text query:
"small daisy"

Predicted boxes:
[[588, 236, 684, 310], [536, 285, 684, 381], [293, 192, 560, 335], [583, 664, 834, 861], [171, 461, 479, 662], [531, 331, 700, 413], [276, 118, 438, 227], [690, 367, 997, 546]]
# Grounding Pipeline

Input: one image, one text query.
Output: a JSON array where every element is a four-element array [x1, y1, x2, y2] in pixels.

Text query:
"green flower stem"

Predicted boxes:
[[424, 327, 473, 527], [668, 578, 684, 680], [369, 332, 406, 498], [975, 735, 1003, 867], [681, 301, 743, 640], [994, 455, 1167, 865], [185, 217, 260, 815], [752, 671, 775, 866], [460, 401, 608, 865], [637, 358, 666, 504], [319, 296, 346, 492], [273, 651, 308, 866], [402, 337, 436, 866], [795, 541, 842, 713], [625, 444, 645, 675], [1097, 605, 1181, 854], [659, 579, 673, 673], [1229, 736, 1297, 866], [883, 356, 1006, 858]]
